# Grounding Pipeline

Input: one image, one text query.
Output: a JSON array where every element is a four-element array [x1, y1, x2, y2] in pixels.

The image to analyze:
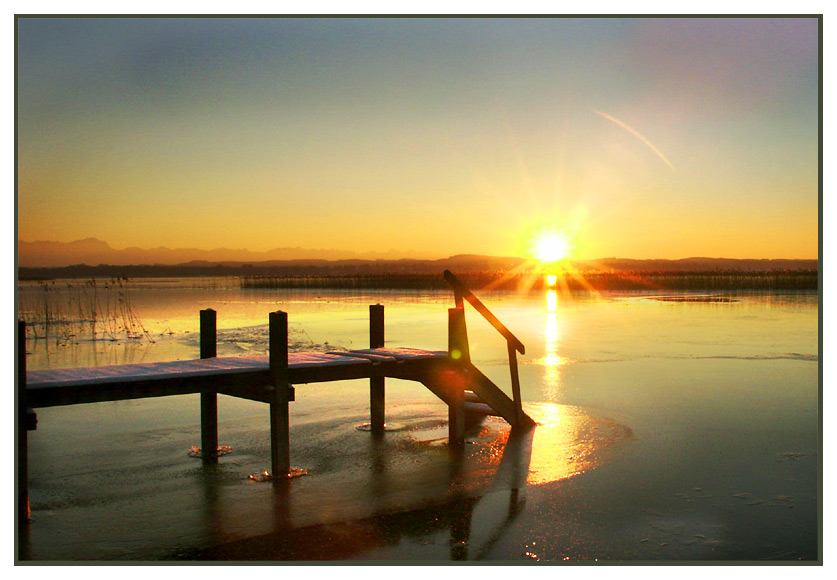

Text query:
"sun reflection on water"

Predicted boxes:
[[524, 403, 631, 485], [541, 290, 570, 400], [478, 403, 632, 485], [496, 289, 634, 485]]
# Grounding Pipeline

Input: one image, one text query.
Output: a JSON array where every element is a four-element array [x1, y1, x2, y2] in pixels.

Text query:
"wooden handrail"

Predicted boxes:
[[443, 270, 525, 354]]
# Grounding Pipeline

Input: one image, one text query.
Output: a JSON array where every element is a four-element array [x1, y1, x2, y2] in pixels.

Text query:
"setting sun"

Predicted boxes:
[[534, 233, 571, 263]]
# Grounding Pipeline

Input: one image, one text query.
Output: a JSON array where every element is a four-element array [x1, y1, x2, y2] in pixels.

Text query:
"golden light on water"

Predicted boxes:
[[524, 403, 632, 485], [541, 289, 570, 400], [475, 403, 630, 487], [511, 287, 632, 485], [546, 288, 558, 313]]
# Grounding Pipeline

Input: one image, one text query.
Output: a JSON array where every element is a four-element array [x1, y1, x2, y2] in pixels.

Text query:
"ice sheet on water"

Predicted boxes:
[[248, 468, 308, 482], [651, 295, 739, 303], [178, 323, 348, 356], [187, 446, 233, 459]]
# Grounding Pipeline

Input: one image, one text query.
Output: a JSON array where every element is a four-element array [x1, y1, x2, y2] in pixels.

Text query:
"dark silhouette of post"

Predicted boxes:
[[449, 505, 472, 560], [447, 307, 468, 449], [507, 342, 523, 426], [200, 309, 219, 463], [18, 320, 34, 525], [269, 311, 292, 479], [369, 304, 385, 433]]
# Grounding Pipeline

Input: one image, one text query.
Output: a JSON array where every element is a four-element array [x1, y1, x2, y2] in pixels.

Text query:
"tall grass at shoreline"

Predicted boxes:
[[239, 270, 818, 292], [18, 278, 153, 343]]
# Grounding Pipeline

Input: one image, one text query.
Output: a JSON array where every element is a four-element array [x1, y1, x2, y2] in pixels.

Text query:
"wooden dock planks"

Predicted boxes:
[[25, 350, 450, 409]]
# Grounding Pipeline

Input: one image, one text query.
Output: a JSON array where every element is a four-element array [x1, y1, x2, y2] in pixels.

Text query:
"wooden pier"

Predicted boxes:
[[17, 271, 535, 524]]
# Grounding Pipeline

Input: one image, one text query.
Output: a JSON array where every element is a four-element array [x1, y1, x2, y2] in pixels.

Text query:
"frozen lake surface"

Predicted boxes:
[[17, 278, 819, 561]]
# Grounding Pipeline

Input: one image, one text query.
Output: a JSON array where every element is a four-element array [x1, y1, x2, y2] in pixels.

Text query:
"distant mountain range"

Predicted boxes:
[[17, 238, 435, 268], [17, 238, 818, 273]]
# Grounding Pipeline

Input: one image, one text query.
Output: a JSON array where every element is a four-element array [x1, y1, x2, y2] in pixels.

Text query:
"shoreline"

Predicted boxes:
[[17, 269, 820, 292]]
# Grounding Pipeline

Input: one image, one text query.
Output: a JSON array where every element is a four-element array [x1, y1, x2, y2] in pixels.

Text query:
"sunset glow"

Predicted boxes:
[[15, 17, 819, 263]]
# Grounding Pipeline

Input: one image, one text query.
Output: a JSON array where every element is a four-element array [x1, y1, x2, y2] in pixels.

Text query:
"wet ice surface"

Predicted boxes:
[[22, 377, 632, 560], [22, 376, 817, 562], [19, 285, 819, 562]]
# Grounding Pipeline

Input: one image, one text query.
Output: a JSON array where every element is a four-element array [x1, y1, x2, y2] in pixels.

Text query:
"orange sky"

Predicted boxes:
[[16, 17, 820, 261]]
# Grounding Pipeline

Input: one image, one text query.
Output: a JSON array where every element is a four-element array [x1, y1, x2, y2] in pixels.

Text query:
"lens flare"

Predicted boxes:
[[593, 109, 675, 172]]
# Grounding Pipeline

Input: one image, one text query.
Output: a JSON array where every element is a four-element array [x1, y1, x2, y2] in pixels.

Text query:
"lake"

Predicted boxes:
[[17, 277, 820, 562]]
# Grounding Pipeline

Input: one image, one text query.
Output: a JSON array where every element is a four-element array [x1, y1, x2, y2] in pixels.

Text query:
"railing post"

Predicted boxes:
[[447, 307, 468, 448], [200, 309, 218, 463], [369, 304, 385, 433], [507, 341, 523, 426], [269, 311, 292, 479], [448, 306, 470, 364]]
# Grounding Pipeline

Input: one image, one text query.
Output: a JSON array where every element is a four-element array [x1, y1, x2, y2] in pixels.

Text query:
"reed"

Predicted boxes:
[[239, 270, 818, 292], [17, 277, 154, 343], [239, 273, 449, 290]]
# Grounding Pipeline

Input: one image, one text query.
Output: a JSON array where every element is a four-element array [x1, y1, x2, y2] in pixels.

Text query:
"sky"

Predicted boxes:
[[15, 16, 820, 261]]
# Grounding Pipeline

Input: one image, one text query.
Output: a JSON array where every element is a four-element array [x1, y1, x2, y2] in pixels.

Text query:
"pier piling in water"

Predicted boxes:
[[200, 308, 219, 463], [269, 310, 292, 479], [18, 320, 34, 525], [369, 304, 385, 433]]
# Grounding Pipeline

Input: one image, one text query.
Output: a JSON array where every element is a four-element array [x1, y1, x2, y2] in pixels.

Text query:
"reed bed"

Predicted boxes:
[[240, 273, 450, 290], [17, 278, 153, 343], [239, 270, 819, 292]]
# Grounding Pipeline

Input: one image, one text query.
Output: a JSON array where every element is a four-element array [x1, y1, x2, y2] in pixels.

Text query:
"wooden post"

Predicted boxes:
[[454, 289, 464, 310], [369, 304, 385, 433], [447, 308, 468, 448], [269, 311, 292, 478], [507, 342, 523, 427], [448, 306, 470, 363], [18, 320, 32, 525], [200, 309, 218, 463]]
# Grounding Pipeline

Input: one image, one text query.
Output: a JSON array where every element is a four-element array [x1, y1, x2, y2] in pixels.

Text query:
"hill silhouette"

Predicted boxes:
[[17, 239, 818, 292], [17, 238, 817, 274]]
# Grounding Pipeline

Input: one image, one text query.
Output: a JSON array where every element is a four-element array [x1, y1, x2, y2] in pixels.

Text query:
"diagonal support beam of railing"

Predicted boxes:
[[443, 270, 531, 427], [443, 270, 525, 355]]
